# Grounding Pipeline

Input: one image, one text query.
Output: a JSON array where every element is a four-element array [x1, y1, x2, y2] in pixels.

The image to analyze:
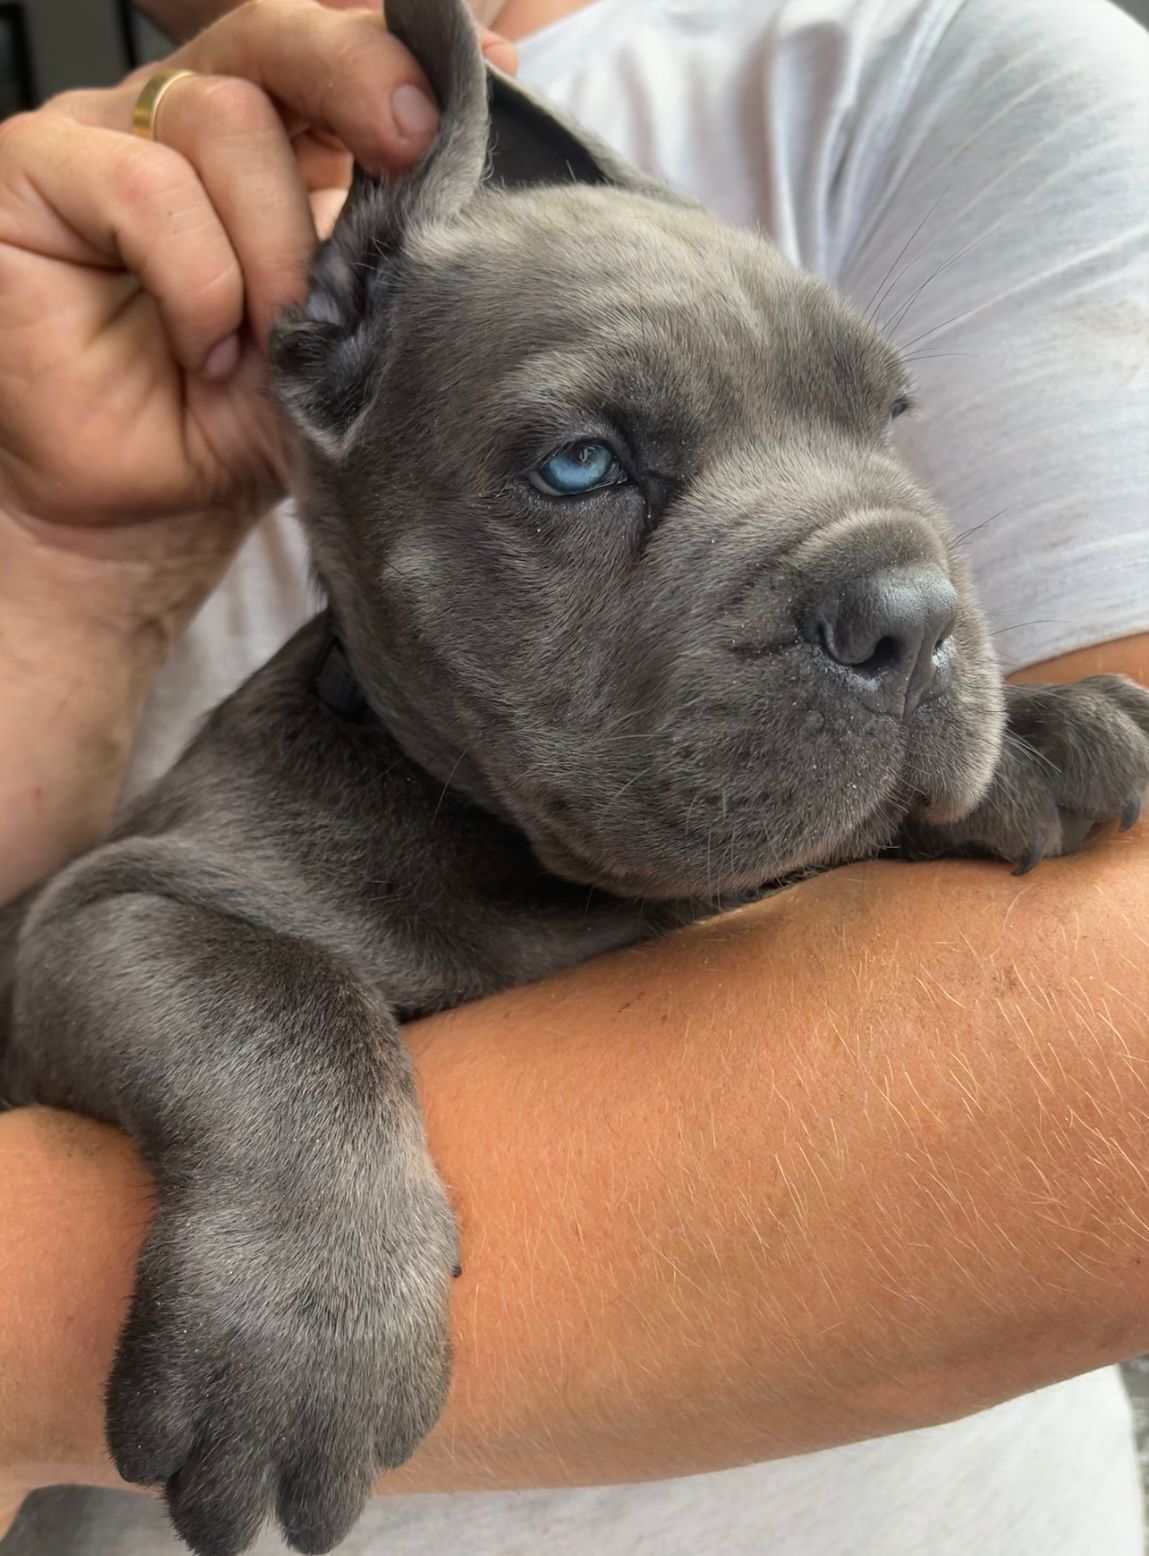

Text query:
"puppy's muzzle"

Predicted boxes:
[[805, 565, 958, 720]]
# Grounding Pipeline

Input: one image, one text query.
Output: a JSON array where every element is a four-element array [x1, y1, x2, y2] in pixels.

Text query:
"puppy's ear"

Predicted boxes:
[[270, 0, 489, 448], [271, 0, 690, 450], [485, 70, 685, 204]]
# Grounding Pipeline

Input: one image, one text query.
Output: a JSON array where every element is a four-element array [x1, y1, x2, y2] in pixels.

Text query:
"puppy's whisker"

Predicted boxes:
[[855, 185, 950, 318], [989, 619, 1062, 637], [882, 230, 988, 345], [590, 723, 792, 745], [589, 699, 669, 742], [431, 750, 468, 819], [951, 507, 1009, 549], [901, 350, 975, 363], [1002, 729, 1061, 778], [861, 187, 951, 329], [599, 761, 659, 817], [893, 274, 995, 355]]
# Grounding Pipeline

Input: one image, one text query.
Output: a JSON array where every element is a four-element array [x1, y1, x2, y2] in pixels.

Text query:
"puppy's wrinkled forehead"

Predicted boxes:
[[402, 183, 907, 448]]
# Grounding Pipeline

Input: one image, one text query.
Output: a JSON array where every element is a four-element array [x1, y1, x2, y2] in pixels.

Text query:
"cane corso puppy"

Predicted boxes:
[[2, 0, 1147, 1551]]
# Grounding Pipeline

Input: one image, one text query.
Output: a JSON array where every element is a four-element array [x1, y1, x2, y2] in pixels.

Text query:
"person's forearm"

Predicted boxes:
[[406, 823, 1149, 1490], [0, 556, 161, 901], [0, 506, 251, 902], [0, 1111, 149, 1505], [3, 817, 1148, 1500]]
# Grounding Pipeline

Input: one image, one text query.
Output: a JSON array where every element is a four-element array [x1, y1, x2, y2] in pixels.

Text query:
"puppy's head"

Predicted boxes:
[[271, 0, 1004, 899]]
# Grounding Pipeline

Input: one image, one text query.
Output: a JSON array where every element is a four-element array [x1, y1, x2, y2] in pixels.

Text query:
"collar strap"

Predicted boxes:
[[314, 633, 372, 723]]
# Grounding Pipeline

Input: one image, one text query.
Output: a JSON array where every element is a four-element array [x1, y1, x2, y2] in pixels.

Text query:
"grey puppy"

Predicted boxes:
[[2, 0, 1148, 1553]]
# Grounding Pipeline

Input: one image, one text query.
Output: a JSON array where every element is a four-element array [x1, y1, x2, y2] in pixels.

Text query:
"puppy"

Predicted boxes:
[[2, 0, 1147, 1552]]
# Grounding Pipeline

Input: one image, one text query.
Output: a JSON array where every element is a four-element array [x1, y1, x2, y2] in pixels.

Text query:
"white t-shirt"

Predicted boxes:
[[10, 0, 1148, 1552]]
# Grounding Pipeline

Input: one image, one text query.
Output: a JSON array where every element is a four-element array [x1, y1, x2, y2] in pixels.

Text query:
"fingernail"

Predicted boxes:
[[391, 82, 439, 142], [200, 333, 240, 382]]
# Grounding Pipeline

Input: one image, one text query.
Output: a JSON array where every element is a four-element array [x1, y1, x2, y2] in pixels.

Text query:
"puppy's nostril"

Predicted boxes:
[[817, 621, 901, 676], [808, 566, 958, 720], [817, 619, 905, 679], [853, 635, 902, 679]]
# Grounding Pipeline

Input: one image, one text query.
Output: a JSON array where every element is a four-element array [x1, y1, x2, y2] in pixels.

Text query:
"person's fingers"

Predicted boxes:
[[167, 0, 440, 174], [0, 114, 243, 376], [57, 3, 518, 168], [292, 127, 354, 195], [271, 0, 519, 72], [48, 6, 435, 173], [309, 183, 349, 239], [477, 26, 519, 75], [136, 72, 318, 344], [293, 129, 354, 235], [26, 1, 521, 352]]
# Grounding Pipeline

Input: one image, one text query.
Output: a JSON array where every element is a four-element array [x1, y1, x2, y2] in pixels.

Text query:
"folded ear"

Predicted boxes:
[[270, 0, 688, 450], [269, 0, 488, 446]]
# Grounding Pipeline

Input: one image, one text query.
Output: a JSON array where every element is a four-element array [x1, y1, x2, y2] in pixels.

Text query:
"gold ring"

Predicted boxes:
[[131, 68, 197, 141]]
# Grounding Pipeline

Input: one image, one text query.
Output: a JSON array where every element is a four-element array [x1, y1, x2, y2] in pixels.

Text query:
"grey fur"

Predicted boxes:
[[2, 0, 1148, 1552]]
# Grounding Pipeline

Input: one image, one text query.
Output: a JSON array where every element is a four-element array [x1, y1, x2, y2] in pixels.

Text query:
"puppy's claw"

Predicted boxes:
[[1120, 794, 1143, 833], [452, 1262, 463, 1279], [1012, 838, 1045, 877]]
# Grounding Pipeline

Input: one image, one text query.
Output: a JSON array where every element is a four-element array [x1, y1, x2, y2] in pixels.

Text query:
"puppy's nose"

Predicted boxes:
[[809, 566, 958, 719]]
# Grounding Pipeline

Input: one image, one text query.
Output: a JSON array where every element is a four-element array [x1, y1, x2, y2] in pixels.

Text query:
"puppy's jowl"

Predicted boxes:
[[2, 0, 1147, 1551]]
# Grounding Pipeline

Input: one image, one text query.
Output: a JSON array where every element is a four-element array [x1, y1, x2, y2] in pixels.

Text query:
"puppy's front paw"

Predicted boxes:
[[905, 675, 1149, 873], [107, 1164, 458, 1556]]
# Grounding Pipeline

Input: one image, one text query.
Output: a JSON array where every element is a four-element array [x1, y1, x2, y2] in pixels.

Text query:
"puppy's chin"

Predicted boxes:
[[915, 791, 982, 827], [521, 719, 1003, 897], [503, 666, 1008, 897], [907, 717, 1005, 826], [525, 828, 676, 898], [526, 801, 901, 901]]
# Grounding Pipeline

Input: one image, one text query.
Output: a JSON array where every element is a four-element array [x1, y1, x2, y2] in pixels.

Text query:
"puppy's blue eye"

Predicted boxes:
[[530, 441, 626, 496]]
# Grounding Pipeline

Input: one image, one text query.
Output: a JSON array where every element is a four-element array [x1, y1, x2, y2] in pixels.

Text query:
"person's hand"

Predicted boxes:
[[0, 0, 515, 646], [0, 0, 517, 904]]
